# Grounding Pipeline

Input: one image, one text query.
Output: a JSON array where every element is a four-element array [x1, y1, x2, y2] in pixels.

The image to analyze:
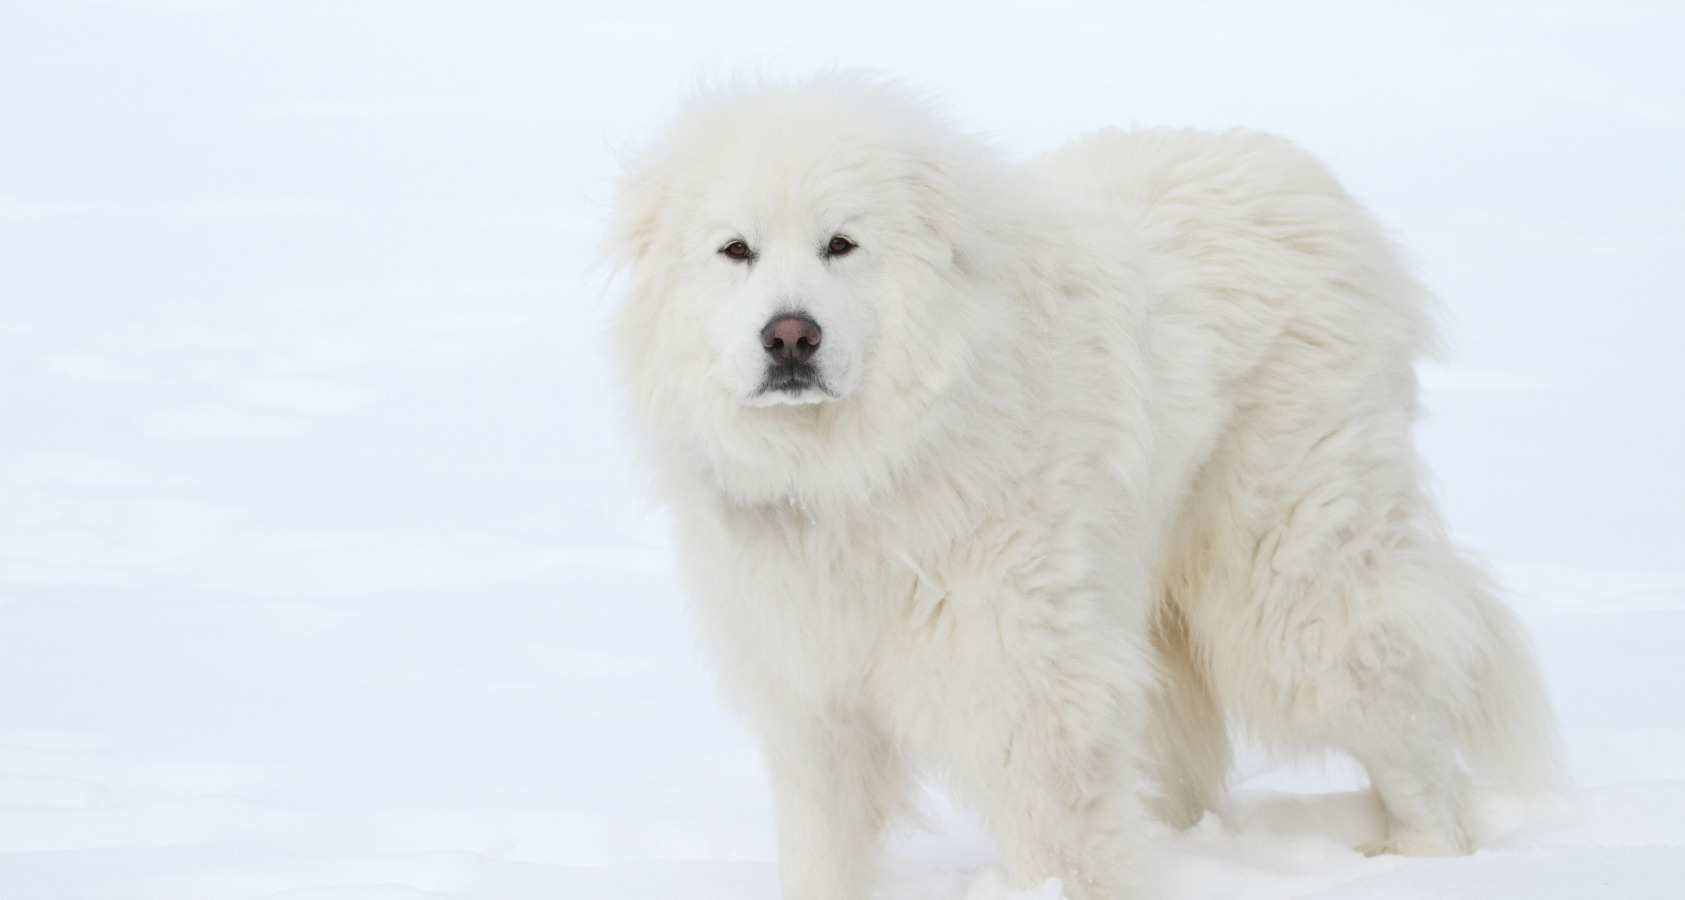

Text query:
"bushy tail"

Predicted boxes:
[[1459, 566, 1570, 793]]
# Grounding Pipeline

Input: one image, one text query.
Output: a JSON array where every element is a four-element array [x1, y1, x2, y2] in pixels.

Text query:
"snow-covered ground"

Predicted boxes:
[[2, 2, 1681, 897]]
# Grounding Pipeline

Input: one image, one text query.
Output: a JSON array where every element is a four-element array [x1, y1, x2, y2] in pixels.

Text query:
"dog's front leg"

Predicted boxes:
[[760, 704, 907, 900], [990, 718, 1145, 898], [958, 638, 1152, 900]]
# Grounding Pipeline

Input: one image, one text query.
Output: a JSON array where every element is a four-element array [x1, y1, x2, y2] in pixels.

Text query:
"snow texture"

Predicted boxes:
[[1, 1, 1681, 898]]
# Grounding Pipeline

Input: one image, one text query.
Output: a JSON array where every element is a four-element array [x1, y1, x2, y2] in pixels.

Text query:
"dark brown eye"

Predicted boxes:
[[720, 240, 752, 261], [826, 235, 856, 257]]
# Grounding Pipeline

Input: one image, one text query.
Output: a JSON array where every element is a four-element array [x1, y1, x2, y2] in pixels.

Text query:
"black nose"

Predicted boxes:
[[761, 314, 823, 363]]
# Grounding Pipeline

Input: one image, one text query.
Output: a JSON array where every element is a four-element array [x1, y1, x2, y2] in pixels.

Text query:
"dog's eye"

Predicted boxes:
[[720, 240, 752, 261], [826, 235, 856, 257]]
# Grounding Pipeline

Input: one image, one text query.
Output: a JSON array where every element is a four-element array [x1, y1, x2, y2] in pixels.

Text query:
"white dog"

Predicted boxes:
[[605, 74, 1563, 899]]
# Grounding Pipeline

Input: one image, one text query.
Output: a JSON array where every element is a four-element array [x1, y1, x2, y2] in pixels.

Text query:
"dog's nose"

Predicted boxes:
[[761, 314, 823, 363]]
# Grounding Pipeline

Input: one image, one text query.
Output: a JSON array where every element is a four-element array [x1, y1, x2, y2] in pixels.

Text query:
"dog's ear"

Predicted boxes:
[[909, 154, 959, 245], [907, 151, 981, 274], [603, 153, 666, 273]]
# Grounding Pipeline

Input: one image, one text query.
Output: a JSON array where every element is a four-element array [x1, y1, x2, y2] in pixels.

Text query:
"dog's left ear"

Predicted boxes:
[[905, 152, 976, 273], [909, 152, 960, 242]]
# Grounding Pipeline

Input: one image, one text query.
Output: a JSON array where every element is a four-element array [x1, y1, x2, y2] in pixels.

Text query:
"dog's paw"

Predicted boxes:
[[1359, 823, 1472, 857]]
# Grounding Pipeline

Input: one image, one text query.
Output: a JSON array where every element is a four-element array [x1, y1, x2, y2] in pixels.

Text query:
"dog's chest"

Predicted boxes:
[[744, 506, 1090, 691]]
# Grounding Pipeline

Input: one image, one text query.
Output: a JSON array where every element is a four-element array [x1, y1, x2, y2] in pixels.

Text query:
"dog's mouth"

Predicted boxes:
[[752, 359, 838, 400]]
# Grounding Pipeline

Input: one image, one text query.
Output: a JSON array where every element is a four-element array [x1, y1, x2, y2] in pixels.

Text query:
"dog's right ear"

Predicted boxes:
[[604, 152, 665, 273]]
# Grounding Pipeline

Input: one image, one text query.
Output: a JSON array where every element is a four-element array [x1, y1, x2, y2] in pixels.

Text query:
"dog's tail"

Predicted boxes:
[[1458, 565, 1570, 794]]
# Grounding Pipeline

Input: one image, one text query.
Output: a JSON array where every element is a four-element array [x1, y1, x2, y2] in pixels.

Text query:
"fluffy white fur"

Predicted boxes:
[[605, 74, 1564, 899]]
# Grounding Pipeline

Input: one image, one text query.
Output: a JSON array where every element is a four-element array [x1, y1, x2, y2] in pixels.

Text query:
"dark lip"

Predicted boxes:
[[753, 360, 838, 398], [753, 376, 838, 398]]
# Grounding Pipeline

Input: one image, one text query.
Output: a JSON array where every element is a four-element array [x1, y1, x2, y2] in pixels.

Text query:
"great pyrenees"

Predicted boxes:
[[605, 74, 1563, 899]]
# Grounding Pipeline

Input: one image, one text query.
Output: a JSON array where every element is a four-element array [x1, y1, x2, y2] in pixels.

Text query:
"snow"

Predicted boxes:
[[1, 1, 1681, 897]]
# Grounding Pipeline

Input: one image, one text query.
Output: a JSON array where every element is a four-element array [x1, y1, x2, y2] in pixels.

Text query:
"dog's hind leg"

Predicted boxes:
[[1212, 500, 1553, 857], [1349, 708, 1474, 856], [1262, 549, 1483, 856], [1178, 430, 1549, 856], [1144, 598, 1230, 829], [1342, 549, 1563, 856]]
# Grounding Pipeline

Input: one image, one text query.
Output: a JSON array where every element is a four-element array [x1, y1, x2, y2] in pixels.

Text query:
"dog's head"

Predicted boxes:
[[606, 75, 1021, 508]]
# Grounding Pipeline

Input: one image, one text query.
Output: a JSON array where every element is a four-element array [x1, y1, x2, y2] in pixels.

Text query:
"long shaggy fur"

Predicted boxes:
[[605, 73, 1564, 899]]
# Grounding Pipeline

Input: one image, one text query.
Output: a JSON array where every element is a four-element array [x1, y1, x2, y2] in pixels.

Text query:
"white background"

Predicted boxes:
[[1, 1, 1681, 897]]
